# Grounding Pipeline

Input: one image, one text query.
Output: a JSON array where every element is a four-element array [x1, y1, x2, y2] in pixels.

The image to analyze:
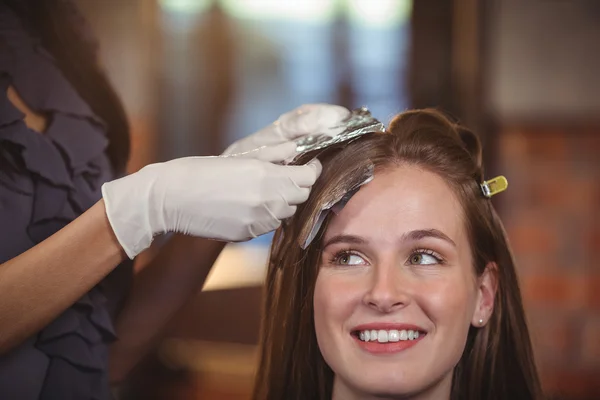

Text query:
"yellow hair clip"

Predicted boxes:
[[481, 176, 508, 198]]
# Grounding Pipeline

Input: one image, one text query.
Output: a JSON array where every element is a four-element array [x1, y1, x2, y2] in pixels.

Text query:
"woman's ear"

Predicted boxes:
[[472, 262, 498, 327]]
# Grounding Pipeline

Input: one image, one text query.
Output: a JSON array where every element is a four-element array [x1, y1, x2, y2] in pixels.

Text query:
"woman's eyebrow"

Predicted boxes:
[[322, 234, 367, 248], [322, 229, 456, 249], [402, 229, 456, 247]]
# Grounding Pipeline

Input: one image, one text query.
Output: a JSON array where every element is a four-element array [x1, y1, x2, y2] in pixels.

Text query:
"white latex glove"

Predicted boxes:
[[222, 103, 351, 155], [102, 142, 322, 259]]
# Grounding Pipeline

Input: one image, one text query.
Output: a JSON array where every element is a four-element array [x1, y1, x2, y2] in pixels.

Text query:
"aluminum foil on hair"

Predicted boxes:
[[285, 106, 385, 165], [301, 163, 375, 249]]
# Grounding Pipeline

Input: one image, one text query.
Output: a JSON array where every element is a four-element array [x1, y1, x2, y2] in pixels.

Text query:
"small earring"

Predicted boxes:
[[479, 319, 484, 325]]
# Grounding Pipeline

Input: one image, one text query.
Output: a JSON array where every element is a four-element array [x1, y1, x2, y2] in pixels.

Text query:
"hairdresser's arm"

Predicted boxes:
[[0, 200, 126, 353], [0, 149, 315, 357], [103, 144, 319, 384], [106, 104, 348, 381], [0, 103, 343, 357], [108, 235, 224, 383]]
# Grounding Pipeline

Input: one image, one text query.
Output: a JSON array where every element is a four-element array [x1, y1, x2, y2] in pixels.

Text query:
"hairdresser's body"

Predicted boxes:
[[0, 1, 343, 398]]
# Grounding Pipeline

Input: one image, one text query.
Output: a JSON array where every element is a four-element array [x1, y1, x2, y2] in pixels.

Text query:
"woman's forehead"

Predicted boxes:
[[324, 165, 466, 245]]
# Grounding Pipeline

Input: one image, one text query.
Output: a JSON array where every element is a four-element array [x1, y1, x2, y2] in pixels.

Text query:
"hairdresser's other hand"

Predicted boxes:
[[222, 103, 351, 155], [101, 143, 322, 259]]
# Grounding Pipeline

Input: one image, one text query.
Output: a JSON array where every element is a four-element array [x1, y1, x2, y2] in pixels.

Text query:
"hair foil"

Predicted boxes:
[[284, 106, 385, 165], [301, 163, 374, 249]]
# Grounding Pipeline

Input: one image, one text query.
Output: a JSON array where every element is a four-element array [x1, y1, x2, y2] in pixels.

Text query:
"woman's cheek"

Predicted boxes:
[[414, 275, 474, 327]]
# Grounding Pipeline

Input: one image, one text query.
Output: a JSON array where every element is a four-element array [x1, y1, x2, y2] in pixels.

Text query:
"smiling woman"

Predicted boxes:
[[253, 109, 543, 400]]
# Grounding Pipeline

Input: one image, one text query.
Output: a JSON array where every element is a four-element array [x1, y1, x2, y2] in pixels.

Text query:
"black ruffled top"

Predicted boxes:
[[0, 4, 133, 399]]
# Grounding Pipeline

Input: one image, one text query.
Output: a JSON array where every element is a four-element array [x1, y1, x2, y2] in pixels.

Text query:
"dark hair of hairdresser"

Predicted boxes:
[[253, 109, 543, 400], [3, 0, 130, 174]]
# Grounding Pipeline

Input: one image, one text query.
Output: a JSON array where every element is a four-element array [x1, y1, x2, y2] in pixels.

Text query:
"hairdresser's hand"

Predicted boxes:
[[101, 143, 322, 259], [222, 103, 350, 155]]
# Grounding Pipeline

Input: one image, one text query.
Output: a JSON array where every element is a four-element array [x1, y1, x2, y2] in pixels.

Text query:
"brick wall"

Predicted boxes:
[[498, 126, 600, 399]]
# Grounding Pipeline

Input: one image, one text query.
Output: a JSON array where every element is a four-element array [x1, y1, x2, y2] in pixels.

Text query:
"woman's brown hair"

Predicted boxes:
[[252, 109, 543, 400]]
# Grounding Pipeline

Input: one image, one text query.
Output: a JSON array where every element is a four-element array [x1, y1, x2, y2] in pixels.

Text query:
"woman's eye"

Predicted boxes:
[[409, 252, 440, 265], [335, 253, 366, 266]]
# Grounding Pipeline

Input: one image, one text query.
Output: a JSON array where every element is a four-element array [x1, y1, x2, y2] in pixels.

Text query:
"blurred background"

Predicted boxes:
[[75, 0, 599, 398]]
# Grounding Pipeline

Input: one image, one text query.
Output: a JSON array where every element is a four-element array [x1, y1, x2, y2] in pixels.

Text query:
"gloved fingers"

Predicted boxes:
[[246, 124, 288, 145], [224, 121, 299, 155], [247, 212, 283, 239], [278, 204, 297, 220], [223, 104, 350, 155], [281, 158, 323, 188], [251, 118, 317, 143], [276, 104, 351, 139], [222, 128, 286, 156], [266, 199, 298, 221], [281, 185, 310, 206], [241, 141, 297, 163]]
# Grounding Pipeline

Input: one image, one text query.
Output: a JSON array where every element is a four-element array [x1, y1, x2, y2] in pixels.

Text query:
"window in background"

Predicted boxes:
[[346, 0, 412, 121]]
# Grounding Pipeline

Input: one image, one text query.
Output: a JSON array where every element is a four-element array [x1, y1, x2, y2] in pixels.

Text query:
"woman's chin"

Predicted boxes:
[[335, 369, 424, 398]]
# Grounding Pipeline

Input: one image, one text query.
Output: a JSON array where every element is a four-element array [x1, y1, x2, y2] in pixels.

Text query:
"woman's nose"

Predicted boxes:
[[362, 262, 411, 313]]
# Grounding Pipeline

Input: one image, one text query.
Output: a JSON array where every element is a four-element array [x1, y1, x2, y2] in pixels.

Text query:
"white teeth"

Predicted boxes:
[[377, 330, 389, 343], [370, 330, 377, 341], [357, 329, 422, 342]]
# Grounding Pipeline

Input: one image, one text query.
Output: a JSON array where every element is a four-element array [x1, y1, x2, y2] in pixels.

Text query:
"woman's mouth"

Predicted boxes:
[[351, 325, 427, 354], [356, 328, 422, 342]]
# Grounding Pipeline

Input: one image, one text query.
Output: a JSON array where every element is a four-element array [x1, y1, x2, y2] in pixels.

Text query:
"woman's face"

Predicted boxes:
[[313, 165, 495, 399]]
